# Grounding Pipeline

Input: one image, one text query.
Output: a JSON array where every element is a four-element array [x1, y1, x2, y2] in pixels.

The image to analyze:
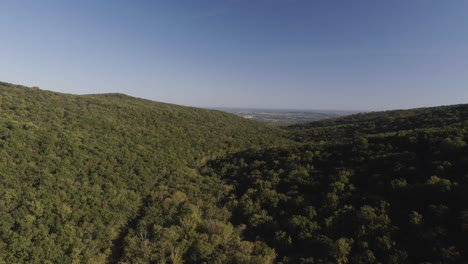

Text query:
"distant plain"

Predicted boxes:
[[213, 108, 362, 125]]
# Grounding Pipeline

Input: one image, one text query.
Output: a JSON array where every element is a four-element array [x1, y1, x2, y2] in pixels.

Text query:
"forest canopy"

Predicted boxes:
[[0, 81, 467, 263]]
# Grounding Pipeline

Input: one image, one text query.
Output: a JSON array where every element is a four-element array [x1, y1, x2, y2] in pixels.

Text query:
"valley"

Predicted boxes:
[[0, 81, 467, 263]]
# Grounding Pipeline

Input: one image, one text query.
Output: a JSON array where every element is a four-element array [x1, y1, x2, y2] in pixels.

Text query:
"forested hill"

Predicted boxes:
[[0, 82, 290, 263], [204, 103, 468, 263], [1, 81, 468, 263], [287, 104, 468, 142]]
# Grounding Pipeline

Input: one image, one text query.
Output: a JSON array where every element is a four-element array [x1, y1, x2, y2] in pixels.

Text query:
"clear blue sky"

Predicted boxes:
[[1, 0, 467, 110]]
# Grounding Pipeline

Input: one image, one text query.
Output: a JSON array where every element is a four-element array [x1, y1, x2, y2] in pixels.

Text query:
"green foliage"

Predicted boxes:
[[1, 81, 468, 263], [0, 82, 286, 263], [204, 107, 468, 263]]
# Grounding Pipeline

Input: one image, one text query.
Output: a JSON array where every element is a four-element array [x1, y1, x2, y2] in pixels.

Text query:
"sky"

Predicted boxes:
[[1, 0, 467, 111]]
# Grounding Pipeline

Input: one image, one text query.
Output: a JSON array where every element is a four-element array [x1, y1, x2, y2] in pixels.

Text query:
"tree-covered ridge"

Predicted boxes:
[[0, 82, 289, 263], [287, 104, 468, 142]]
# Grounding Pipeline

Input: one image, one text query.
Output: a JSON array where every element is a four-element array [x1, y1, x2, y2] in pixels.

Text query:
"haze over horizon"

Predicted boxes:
[[1, 0, 467, 111]]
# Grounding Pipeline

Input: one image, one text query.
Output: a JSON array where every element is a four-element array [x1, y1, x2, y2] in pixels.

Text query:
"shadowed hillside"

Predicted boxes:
[[204, 105, 468, 263]]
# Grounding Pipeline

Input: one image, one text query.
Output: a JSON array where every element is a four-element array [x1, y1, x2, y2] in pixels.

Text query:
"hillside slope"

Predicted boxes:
[[1, 81, 468, 263], [287, 104, 468, 142], [204, 105, 468, 263], [0, 82, 290, 263]]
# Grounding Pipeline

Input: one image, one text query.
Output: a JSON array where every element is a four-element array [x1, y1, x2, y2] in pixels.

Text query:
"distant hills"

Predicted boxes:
[[0, 81, 467, 263]]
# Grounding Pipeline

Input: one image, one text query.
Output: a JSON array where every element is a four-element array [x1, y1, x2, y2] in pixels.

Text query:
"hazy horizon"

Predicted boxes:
[[1, 0, 467, 111]]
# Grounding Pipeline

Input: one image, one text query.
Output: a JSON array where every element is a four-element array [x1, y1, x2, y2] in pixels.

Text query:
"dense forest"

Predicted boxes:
[[0, 81, 467, 263]]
